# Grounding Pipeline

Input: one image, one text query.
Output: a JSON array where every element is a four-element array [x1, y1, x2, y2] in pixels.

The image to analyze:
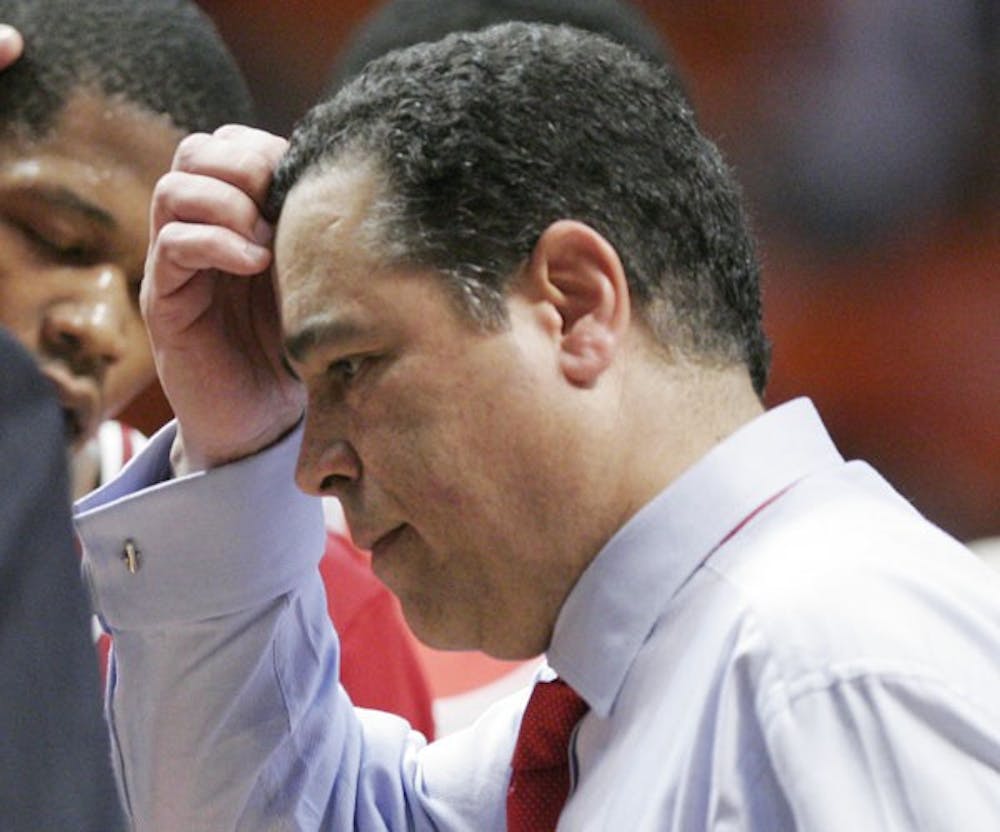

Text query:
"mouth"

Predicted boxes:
[[38, 365, 101, 449]]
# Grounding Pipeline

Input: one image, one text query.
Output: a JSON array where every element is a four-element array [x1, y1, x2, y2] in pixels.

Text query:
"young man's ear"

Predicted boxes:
[[526, 220, 631, 387]]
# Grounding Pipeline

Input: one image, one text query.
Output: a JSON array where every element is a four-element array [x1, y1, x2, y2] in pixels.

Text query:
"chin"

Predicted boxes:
[[398, 598, 474, 652]]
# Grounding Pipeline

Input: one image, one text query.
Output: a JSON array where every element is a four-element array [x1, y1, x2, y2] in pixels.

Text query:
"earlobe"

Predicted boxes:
[[528, 220, 630, 388], [560, 326, 616, 387]]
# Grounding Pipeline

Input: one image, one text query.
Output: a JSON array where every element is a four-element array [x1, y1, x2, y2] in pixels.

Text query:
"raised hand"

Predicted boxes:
[[143, 125, 304, 472], [0, 24, 23, 70]]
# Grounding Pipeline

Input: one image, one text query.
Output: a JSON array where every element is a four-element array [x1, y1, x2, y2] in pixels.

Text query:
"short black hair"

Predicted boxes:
[[330, 0, 672, 90], [272, 23, 770, 394], [0, 0, 254, 139]]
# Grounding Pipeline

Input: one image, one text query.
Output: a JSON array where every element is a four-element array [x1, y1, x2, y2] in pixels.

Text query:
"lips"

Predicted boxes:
[[38, 364, 101, 448]]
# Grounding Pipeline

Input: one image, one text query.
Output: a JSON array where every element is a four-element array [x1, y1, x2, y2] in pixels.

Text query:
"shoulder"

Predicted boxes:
[[703, 461, 1000, 715], [710, 461, 989, 626]]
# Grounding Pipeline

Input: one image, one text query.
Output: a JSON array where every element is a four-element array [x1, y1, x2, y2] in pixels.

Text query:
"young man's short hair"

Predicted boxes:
[[0, 0, 254, 139]]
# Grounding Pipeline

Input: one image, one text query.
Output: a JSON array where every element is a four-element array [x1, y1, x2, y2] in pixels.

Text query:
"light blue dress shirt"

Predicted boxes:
[[75, 399, 1000, 830]]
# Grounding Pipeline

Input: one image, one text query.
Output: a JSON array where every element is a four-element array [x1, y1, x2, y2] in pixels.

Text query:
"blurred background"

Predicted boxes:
[[124, 0, 998, 546]]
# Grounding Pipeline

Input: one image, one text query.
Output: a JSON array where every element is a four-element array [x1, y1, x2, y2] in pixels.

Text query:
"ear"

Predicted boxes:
[[525, 220, 631, 388]]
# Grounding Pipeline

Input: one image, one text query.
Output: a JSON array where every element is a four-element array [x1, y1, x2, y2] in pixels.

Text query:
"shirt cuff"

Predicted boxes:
[[75, 420, 326, 630]]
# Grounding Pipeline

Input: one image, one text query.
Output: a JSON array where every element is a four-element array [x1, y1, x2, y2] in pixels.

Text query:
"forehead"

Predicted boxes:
[[0, 88, 182, 212], [274, 161, 482, 365], [274, 159, 391, 311], [276, 160, 384, 266]]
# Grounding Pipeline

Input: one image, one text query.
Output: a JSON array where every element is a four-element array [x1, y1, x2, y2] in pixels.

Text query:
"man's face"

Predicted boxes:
[[276, 164, 595, 658], [0, 90, 181, 450]]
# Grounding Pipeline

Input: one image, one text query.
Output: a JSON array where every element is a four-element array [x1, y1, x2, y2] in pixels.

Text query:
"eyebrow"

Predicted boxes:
[[283, 316, 365, 365], [19, 184, 117, 229]]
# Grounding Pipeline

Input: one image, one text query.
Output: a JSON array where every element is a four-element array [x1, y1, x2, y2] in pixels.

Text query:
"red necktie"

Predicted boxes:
[[506, 678, 589, 832]]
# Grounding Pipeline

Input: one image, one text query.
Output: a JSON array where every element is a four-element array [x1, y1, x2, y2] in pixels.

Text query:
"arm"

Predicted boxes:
[[75, 424, 513, 830], [77, 422, 396, 829], [77, 128, 514, 828]]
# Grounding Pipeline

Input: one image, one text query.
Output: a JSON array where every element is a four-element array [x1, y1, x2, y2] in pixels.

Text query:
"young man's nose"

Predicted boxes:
[[41, 266, 130, 375]]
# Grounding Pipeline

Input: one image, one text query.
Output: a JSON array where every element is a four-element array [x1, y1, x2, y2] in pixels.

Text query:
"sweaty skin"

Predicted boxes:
[[0, 90, 180, 473]]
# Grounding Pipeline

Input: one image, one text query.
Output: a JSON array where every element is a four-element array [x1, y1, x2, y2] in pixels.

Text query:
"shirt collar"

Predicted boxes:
[[547, 397, 843, 717]]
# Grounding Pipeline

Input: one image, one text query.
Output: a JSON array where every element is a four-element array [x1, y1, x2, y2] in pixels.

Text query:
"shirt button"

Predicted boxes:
[[121, 539, 141, 574]]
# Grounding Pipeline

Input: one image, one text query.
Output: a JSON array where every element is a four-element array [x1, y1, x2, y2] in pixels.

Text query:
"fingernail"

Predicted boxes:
[[252, 217, 274, 246]]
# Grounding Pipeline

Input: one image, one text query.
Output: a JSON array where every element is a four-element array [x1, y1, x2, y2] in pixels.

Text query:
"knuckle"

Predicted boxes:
[[151, 220, 190, 256], [235, 149, 275, 184], [151, 170, 194, 215], [173, 132, 212, 169], [150, 172, 189, 229]]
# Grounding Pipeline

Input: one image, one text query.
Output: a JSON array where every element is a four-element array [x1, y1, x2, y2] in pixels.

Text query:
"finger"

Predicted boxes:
[[213, 123, 289, 166], [0, 25, 23, 70], [141, 270, 216, 337], [150, 169, 274, 243], [171, 127, 288, 208], [146, 221, 272, 298]]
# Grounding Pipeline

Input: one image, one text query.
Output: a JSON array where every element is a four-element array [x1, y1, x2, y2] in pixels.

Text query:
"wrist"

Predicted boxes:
[[171, 415, 303, 476]]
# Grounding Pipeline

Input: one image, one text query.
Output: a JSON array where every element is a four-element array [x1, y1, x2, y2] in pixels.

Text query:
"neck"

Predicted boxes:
[[610, 360, 764, 547], [481, 360, 763, 660]]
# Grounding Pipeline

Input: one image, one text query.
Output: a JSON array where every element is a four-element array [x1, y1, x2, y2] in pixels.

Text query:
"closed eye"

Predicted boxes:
[[17, 221, 98, 266]]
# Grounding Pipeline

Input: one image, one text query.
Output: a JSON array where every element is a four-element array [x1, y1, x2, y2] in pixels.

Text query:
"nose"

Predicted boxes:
[[42, 265, 130, 376], [295, 406, 362, 498]]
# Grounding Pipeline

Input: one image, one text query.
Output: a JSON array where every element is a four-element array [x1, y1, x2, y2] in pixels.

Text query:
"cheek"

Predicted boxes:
[[0, 263, 43, 344], [382, 402, 509, 524], [348, 388, 462, 498]]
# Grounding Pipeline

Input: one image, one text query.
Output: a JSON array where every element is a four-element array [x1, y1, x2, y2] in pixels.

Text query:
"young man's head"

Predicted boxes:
[[270, 23, 768, 657], [0, 0, 253, 451]]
